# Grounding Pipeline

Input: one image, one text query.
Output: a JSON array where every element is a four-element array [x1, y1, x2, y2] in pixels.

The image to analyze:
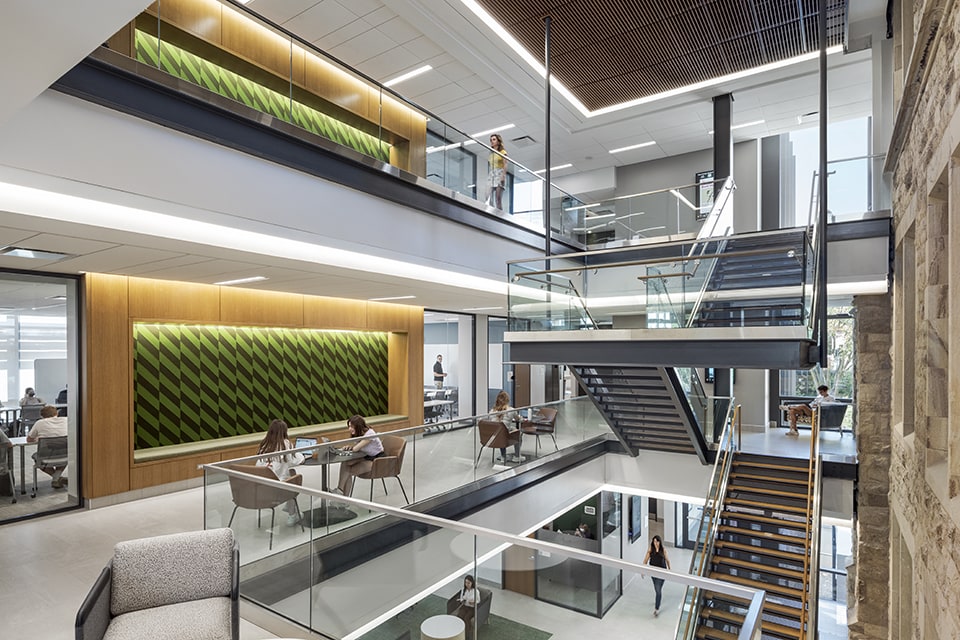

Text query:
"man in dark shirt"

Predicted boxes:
[[433, 354, 447, 389]]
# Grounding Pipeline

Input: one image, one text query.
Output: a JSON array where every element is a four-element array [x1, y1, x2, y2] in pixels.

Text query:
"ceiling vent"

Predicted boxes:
[[510, 135, 538, 148]]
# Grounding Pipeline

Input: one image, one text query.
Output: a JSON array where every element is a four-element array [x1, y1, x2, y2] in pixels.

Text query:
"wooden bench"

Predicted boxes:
[[133, 414, 408, 464]]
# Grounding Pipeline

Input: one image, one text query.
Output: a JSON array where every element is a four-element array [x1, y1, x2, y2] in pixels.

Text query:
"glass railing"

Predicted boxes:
[[204, 396, 606, 546], [100, 0, 600, 238], [204, 445, 764, 639], [808, 154, 890, 225], [676, 405, 742, 640], [508, 229, 812, 333]]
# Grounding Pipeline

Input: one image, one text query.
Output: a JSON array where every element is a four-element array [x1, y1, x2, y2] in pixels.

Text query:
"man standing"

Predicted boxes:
[[782, 384, 835, 436], [433, 354, 447, 389]]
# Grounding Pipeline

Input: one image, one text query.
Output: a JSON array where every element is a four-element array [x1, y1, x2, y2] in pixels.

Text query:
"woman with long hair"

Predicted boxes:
[[256, 419, 304, 525], [454, 574, 481, 633], [336, 415, 384, 495], [486, 133, 508, 210], [643, 534, 671, 616], [491, 390, 521, 462]]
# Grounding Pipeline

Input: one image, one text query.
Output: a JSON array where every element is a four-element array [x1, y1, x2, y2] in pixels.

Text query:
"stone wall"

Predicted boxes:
[[848, 294, 891, 640], [883, 2, 960, 639]]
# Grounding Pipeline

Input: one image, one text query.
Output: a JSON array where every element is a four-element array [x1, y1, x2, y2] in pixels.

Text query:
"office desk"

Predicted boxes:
[[9, 437, 35, 495], [424, 399, 454, 422]]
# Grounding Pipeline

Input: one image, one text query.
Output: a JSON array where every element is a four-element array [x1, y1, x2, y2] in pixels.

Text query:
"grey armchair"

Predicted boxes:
[[446, 587, 493, 630], [75, 528, 239, 640]]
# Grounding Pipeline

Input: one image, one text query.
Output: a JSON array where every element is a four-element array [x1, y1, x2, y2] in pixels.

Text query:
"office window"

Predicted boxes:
[[424, 312, 474, 420]]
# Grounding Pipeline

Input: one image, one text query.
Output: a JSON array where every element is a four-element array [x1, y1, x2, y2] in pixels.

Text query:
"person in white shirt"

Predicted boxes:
[[783, 385, 836, 436], [256, 419, 304, 525], [453, 574, 481, 632], [26, 405, 68, 487]]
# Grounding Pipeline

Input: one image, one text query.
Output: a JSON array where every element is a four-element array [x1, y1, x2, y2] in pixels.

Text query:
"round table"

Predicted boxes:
[[420, 613, 465, 640]]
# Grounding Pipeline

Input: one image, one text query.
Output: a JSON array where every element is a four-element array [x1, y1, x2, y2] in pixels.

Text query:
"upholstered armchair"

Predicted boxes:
[[75, 528, 239, 640], [355, 434, 409, 503], [520, 407, 559, 456], [475, 419, 521, 467], [446, 587, 493, 630]]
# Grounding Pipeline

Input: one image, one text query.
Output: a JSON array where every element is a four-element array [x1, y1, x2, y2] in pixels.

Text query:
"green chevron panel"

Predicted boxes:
[[135, 31, 391, 162], [132, 323, 389, 450]]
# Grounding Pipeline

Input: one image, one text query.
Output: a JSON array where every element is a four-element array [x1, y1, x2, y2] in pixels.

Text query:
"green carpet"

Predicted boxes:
[[358, 594, 551, 640]]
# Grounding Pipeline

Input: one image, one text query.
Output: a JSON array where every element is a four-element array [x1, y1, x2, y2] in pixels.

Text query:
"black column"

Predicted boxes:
[[712, 93, 734, 181]]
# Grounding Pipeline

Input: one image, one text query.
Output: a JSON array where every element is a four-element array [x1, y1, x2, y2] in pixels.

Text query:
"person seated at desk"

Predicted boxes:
[[26, 405, 68, 488], [780, 384, 836, 437], [20, 387, 43, 407], [574, 523, 594, 539], [256, 419, 304, 525], [491, 390, 522, 463], [336, 415, 383, 496], [453, 574, 480, 632]]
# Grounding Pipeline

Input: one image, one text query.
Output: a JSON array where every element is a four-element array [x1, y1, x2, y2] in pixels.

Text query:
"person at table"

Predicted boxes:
[[20, 387, 43, 406], [491, 390, 522, 463], [453, 574, 481, 633], [256, 419, 304, 525], [336, 415, 384, 496], [433, 354, 447, 389], [26, 405, 68, 488]]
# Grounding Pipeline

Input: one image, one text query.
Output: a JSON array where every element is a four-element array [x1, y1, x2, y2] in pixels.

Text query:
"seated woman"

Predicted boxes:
[[781, 385, 836, 436], [453, 575, 481, 632], [336, 415, 384, 496], [491, 390, 522, 463], [256, 419, 304, 525]]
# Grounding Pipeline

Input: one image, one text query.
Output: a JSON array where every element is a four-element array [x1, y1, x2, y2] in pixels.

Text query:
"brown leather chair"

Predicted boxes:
[[521, 407, 559, 456], [225, 464, 304, 549], [355, 434, 409, 503], [476, 419, 521, 467]]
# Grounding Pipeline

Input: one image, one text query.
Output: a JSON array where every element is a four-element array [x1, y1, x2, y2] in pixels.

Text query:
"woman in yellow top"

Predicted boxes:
[[487, 133, 508, 210]]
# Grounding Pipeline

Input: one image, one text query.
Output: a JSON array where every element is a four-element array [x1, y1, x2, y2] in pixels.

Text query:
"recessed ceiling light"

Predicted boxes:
[[213, 276, 268, 286], [708, 119, 766, 135], [383, 65, 433, 88], [533, 164, 573, 174], [368, 295, 417, 301], [0, 246, 71, 261], [470, 124, 515, 138], [609, 141, 656, 154]]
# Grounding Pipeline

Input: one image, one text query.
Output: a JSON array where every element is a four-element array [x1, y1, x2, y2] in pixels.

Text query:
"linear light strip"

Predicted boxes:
[[383, 64, 432, 87], [0, 181, 509, 297]]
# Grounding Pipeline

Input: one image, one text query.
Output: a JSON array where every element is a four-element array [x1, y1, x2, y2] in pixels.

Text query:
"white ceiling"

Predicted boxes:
[[0, 0, 888, 314]]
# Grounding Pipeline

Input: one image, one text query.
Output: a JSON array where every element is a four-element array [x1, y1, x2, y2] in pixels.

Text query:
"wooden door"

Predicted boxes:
[[502, 543, 536, 597]]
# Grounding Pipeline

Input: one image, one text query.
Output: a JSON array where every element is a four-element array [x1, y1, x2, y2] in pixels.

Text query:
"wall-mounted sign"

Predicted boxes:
[[584, 505, 596, 515], [696, 170, 715, 220]]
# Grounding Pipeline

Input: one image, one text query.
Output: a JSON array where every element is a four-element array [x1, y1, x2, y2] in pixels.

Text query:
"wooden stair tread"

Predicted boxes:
[[760, 619, 803, 639], [713, 555, 805, 580], [703, 592, 802, 619], [709, 572, 804, 599], [733, 460, 809, 473], [725, 497, 810, 515], [730, 471, 809, 486], [701, 608, 744, 624], [718, 524, 809, 546], [727, 484, 810, 499], [716, 540, 807, 561], [695, 627, 738, 640], [720, 509, 809, 530]]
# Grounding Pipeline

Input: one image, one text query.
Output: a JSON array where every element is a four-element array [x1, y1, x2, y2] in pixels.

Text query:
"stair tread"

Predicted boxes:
[[725, 497, 810, 515], [720, 509, 810, 530], [712, 555, 806, 580], [695, 627, 738, 640], [726, 484, 809, 498], [718, 524, 809, 546], [704, 592, 802, 619], [708, 572, 804, 599], [715, 540, 808, 561], [730, 472, 809, 486]]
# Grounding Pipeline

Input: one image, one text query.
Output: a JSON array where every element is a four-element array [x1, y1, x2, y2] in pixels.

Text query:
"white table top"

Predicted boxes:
[[420, 614, 464, 640]]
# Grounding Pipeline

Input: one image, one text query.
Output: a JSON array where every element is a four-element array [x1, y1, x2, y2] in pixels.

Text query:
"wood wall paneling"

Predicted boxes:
[[220, 287, 304, 325], [389, 332, 411, 420], [130, 451, 222, 489], [127, 276, 221, 321], [303, 295, 367, 330], [106, 22, 136, 57], [83, 274, 132, 498], [221, 4, 294, 82], [366, 301, 411, 332], [150, 0, 223, 46]]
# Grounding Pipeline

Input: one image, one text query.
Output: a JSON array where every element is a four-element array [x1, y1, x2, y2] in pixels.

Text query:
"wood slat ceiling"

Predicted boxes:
[[479, 0, 848, 111]]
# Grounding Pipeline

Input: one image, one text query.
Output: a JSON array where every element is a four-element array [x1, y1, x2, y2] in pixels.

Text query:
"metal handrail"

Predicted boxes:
[[798, 405, 824, 639], [678, 404, 741, 640], [564, 176, 730, 207]]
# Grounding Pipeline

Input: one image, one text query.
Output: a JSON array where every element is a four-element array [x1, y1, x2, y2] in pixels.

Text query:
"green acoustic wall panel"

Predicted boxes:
[[132, 323, 389, 450], [135, 31, 391, 162]]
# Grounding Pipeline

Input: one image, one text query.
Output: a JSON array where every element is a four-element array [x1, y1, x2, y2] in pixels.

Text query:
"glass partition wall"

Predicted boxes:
[[424, 311, 474, 422], [0, 272, 81, 523]]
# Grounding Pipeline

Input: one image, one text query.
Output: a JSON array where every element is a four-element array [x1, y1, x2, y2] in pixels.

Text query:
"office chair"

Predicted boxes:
[[225, 464, 304, 550], [355, 434, 409, 503], [32, 435, 68, 497]]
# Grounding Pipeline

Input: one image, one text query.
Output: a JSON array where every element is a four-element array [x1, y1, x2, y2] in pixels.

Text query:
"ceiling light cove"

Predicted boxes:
[[368, 295, 417, 301], [383, 65, 433, 87], [213, 276, 268, 286]]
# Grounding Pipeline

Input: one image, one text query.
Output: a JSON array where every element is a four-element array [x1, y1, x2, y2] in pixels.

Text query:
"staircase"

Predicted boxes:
[[693, 231, 809, 329], [695, 453, 816, 640], [572, 365, 708, 463]]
